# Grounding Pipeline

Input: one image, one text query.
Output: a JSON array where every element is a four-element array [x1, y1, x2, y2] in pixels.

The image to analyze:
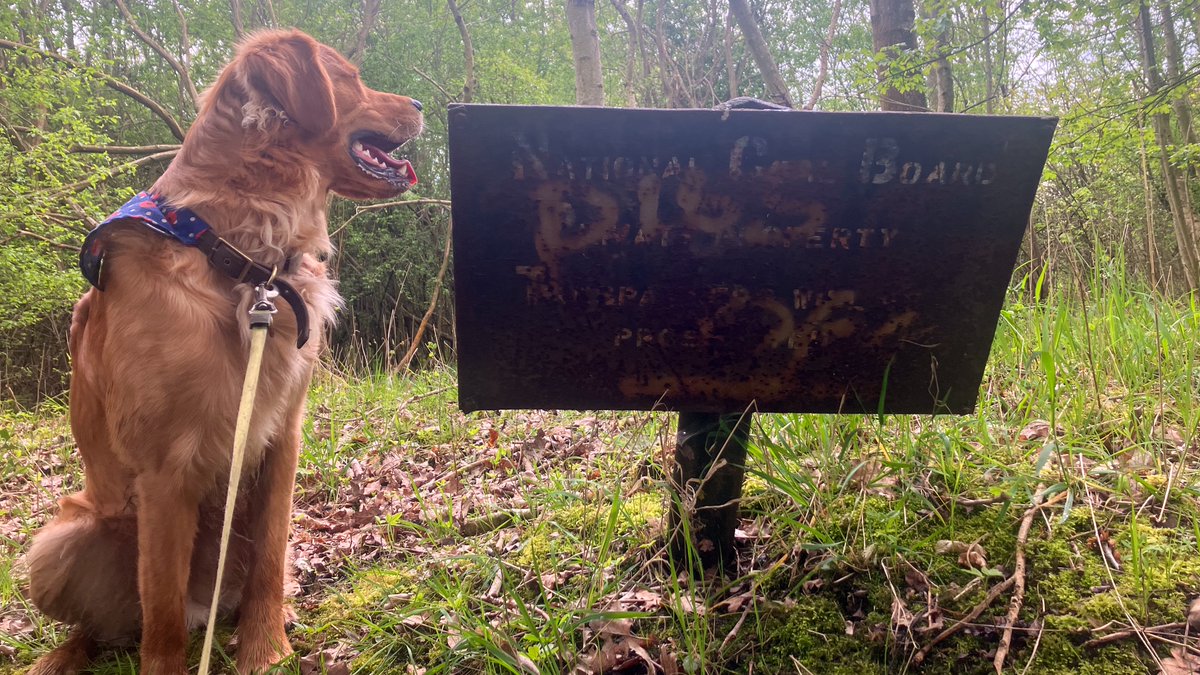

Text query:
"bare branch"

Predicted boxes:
[[0, 39, 186, 141], [229, 0, 246, 39], [446, 0, 476, 102], [413, 67, 455, 102], [49, 149, 178, 197], [72, 144, 183, 154], [347, 0, 382, 66], [728, 0, 793, 108], [608, 0, 639, 106], [329, 198, 452, 239], [113, 0, 199, 110], [804, 0, 841, 110], [256, 0, 279, 28], [0, 112, 32, 152], [394, 217, 453, 375], [13, 229, 79, 252]]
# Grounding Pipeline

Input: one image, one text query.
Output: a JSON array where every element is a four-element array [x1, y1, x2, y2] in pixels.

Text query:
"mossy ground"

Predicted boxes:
[[4, 277, 1200, 673]]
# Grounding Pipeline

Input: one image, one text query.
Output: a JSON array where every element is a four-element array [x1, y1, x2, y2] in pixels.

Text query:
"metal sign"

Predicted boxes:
[[449, 104, 1056, 414]]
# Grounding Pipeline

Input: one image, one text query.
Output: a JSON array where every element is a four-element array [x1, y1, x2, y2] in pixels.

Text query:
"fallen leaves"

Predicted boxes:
[[575, 618, 655, 675], [935, 540, 989, 571]]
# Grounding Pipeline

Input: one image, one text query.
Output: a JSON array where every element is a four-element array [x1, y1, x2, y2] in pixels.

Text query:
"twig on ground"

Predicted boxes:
[[418, 452, 497, 491], [718, 599, 754, 658], [913, 576, 1016, 664], [459, 509, 534, 537], [398, 385, 453, 410], [1083, 621, 1186, 649], [916, 491, 1066, 667], [995, 486, 1066, 673]]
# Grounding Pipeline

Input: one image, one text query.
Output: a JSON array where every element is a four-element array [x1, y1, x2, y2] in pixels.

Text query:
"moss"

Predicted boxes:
[[514, 492, 663, 568], [740, 597, 884, 674], [1019, 633, 1149, 675]]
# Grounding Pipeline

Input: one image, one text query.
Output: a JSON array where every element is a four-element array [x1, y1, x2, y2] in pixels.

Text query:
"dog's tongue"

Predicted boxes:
[[360, 141, 418, 186], [395, 158, 418, 186]]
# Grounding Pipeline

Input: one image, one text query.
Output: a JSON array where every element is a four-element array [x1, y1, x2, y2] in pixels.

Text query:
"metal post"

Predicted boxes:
[[669, 411, 752, 571]]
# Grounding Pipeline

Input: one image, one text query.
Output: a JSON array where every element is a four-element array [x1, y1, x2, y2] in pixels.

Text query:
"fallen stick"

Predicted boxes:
[[913, 576, 1015, 665], [1082, 621, 1186, 649], [994, 487, 1067, 673], [915, 489, 1067, 667]]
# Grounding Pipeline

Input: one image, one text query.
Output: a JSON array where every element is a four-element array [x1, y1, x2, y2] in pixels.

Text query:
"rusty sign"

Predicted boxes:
[[448, 104, 1056, 414]]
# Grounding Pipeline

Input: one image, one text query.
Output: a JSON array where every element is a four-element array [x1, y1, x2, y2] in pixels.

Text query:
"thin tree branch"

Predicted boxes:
[[347, 0, 382, 66], [447, 0, 476, 102], [73, 144, 183, 154], [328, 198, 452, 239], [229, 0, 246, 40], [1083, 622, 1187, 649], [412, 67, 455, 102], [0, 39, 186, 141], [13, 229, 79, 252], [0, 112, 32, 152], [113, 0, 199, 110], [172, 0, 194, 105], [394, 217, 453, 374], [608, 0, 639, 106], [805, 0, 842, 110], [728, 0, 793, 108], [48, 149, 178, 197]]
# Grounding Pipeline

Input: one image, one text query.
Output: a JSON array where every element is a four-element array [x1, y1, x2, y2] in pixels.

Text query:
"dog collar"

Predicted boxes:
[[81, 191, 311, 348]]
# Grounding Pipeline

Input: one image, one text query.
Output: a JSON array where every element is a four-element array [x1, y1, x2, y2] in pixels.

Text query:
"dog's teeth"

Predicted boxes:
[[353, 141, 364, 152]]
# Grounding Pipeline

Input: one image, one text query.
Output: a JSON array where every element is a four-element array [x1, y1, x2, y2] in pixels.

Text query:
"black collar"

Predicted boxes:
[[82, 191, 311, 348]]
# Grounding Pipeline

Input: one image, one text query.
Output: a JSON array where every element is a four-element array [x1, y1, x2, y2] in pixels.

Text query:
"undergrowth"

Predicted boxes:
[[3, 257, 1200, 673]]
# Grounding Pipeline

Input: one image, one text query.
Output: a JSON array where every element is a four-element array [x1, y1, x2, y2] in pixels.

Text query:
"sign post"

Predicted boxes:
[[449, 104, 1056, 569]]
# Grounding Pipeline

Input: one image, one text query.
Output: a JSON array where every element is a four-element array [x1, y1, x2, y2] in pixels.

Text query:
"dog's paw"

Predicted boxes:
[[27, 631, 94, 675], [235, 629, 294, 675]]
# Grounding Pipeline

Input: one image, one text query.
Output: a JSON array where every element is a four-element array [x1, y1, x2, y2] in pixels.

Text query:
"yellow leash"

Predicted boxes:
[[198, 286, 277, 675]]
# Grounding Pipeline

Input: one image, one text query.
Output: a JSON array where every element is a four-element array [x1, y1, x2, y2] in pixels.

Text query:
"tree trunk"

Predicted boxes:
[[566, 0, 605, 106], [922, 0, 953, 112], [728, 0, 793, 108], [870, 0, 926, 111], [1158, 0, 1196, 182], [229, 0, 246, 39], [722, 7, 738, 100], [1137, 1, 1200, 291]]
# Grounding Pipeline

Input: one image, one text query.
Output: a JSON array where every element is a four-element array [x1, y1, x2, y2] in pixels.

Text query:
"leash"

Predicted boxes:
[[198, 284, 278, 675]]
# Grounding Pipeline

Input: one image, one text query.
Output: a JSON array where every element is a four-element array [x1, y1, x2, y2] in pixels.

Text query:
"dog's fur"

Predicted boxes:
[[25, 30, 422, 675]]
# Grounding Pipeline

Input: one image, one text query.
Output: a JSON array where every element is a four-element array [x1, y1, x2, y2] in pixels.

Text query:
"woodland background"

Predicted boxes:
[[0, 0, 1197, 403], [4, 2, 1200, 673]]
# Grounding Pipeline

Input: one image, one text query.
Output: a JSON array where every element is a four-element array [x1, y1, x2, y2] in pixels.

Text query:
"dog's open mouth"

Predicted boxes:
[[350, 133, 418, 189]]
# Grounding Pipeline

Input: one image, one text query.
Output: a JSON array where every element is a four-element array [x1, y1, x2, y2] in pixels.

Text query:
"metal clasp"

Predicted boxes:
[[249, 283, 278, 329]]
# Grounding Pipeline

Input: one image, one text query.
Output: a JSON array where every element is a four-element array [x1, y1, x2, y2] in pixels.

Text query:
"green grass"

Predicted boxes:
[[3, 261, 1200, 673]]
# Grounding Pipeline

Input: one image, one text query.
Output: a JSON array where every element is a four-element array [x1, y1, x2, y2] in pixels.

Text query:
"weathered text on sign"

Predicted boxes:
[[449, 105, 1056, 414]]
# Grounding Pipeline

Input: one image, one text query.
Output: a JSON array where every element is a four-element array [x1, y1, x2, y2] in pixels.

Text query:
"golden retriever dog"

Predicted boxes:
[[25, 29, 422, 674]]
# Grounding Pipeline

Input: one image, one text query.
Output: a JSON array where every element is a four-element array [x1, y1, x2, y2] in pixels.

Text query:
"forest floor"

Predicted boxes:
[[4, 277, 1200, 674]]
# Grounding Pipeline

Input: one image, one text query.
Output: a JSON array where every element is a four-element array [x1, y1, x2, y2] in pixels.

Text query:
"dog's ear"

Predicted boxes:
[[237, 31, 336, 135]]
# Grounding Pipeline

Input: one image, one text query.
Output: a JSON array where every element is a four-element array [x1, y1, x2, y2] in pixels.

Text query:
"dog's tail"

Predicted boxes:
[[68, 292, 93, 358], [25, 493, 141, 644]]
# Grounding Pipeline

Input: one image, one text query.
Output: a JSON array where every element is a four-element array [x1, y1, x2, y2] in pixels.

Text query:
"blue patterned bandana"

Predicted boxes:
[[80, 190, 211, 289]]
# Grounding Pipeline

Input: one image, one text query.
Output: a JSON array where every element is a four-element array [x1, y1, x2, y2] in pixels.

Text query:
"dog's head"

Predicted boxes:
[[194, 30, 424, 201]]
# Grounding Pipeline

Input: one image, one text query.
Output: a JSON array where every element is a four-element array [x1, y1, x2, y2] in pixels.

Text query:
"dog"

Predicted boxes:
[[25, 29, 422, 675]]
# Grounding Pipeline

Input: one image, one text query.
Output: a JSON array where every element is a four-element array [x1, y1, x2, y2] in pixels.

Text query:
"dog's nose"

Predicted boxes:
[[411, 98, 423, 112]]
